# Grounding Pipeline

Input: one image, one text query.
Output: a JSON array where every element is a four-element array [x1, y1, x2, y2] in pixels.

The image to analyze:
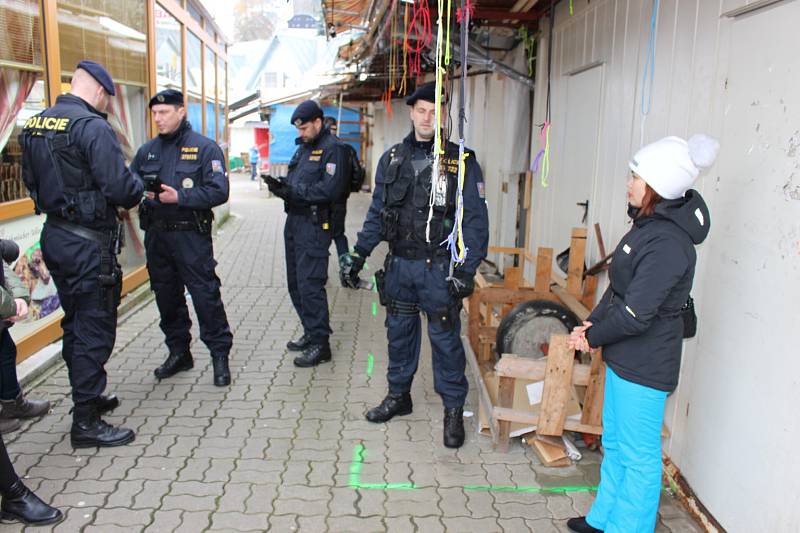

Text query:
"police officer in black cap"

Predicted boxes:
[[264, 100, 347, 367], [131, 89, 233, 386], [19, 61, 144, 448], [342, 82, 489, 448]]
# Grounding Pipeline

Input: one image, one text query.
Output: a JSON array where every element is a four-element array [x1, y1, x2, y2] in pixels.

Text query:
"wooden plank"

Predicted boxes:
[[566, 227, 587, 297], [474, 271, 490, 288], [534, 247, 553, 293], [495, 355, 591, 386], [551, 271, 567, 288], [464, 339, 498, 441], [536, 335, 575, 436], [581, 350, 606, 428], [488, 246, 526, 255], [581, 275, 598, 309], [551, 284, 591, 321], [474, 288, 556, 304], [496, 376, 515, 452], [594, 222, 607, 257], [492, 407, 603, 435], [530, 434, 571, 467], [503, 266, 523, 289]]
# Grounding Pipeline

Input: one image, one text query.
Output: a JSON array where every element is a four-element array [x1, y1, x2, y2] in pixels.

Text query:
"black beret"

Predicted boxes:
[[76, 60, 116, 96], [290, 100, 323, 126], [149, 89, 184, 108], [406, 81, 439, 106]]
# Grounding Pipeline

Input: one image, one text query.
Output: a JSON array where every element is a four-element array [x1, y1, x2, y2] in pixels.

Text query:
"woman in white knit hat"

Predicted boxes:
[[567, 135, 719, 533]]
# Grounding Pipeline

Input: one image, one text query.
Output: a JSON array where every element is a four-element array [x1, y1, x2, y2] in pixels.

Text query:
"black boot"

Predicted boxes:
[[154, 351, 193, 380], [293, 343, 332, 367], [96, 394, 120, 415], [365, 393, 412, 423], [70, 401, 135, 449], [443, 406, 465, 448], [286, 334, 311, 352], [567, 517, 603, 533], [0, 392, 50, 419], [212, 356, 231, 387], [0, 479, 63, 526]]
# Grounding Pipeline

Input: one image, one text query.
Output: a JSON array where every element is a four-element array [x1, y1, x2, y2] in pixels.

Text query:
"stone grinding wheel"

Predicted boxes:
[[494, 300, 581, 362]]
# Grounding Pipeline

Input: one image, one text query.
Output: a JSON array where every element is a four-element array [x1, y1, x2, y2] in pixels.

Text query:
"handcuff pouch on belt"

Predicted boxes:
[[98, 223, 123, 313], [427, 303, 461, 331]]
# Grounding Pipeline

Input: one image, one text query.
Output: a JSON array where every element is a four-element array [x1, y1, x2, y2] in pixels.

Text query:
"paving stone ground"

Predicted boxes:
[[1, 171, 702, 532]]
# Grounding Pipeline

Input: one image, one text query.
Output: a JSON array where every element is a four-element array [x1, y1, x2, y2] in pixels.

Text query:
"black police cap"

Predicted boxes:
[[149, 89, 184, 108], [406, 81, 440, 106], [290, 100, 324, 126], [76, 60, 116, 96]]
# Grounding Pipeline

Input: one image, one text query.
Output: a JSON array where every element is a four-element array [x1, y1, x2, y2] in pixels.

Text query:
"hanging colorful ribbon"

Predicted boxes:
[[399, 2, 410, 95], [535, 1, 556, 187], [426, 0, 447, 242], [405, 0, 432, 80]]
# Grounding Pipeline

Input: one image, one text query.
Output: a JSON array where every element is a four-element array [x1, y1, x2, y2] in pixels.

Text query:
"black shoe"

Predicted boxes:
[[154, 351, 194, 380], [287, 334, 311, 352], [212, 356, 231, 387], [567, 517, 603, 533], [443, 406, 465, 448], [0, 392, 50, 419], [0, 480, 63, 526], [365, 393, 412, 423], [96, 394, 120, 415], [70, 402, 135, 449], [293, 343, 332, 367]]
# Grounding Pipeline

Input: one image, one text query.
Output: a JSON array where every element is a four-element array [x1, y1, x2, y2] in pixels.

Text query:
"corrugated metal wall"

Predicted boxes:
[[530, 0, 800, 530]]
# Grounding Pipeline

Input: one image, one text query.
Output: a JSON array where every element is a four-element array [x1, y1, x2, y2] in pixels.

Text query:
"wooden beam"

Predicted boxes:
[[566, 227, 587, 297], [40, 0, 62, 106], [0, 199, 35, 222], [465, 337, 498, 441], [146, 0, 157, 138], [580, 350, 606, 428], [534, 247, 552, 293], [495, 355, 591, 386], [492, 407, 603, 435], [496, 375, 515, 452], [536, 335, 575, 436], [551, 284, 590, 321]]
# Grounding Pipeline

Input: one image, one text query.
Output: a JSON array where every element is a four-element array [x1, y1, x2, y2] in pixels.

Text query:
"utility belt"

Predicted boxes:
[[389, 244, 450, 261], [139, 204, 212, 235], [47, 216, 122, 312], [287, 204, 331, 229]]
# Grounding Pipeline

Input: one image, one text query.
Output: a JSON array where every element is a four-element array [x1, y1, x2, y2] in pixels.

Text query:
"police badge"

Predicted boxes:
[[182, 178, 194, 188]]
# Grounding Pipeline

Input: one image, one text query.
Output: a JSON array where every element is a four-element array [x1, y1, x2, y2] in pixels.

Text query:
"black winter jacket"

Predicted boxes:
[[585, 190, 710, 392]]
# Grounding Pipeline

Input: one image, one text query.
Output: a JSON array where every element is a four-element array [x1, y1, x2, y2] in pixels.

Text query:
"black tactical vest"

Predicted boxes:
[[381, 142, 461, 250], [19, 106, 108, 224]]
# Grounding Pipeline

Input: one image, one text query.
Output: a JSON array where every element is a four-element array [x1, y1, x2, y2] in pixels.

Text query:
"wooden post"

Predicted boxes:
[[566, 227, 587, 297], [581, 275, 598, 309], [496, 375, 515, 452], [536, 335, 575, 436], [580, 350, 606, 428], [534, 247, 553, 293], [40, 0, 62, 105]]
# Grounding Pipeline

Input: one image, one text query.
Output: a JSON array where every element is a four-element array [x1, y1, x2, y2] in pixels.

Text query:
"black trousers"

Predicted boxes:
[[41, 224, 119, 404], [145, 229, 232, 358]]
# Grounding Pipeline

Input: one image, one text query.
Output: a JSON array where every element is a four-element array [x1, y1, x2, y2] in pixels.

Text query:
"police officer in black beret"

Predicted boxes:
[[342, 82, 489, 448], [131, 89, 233, 386], [19, 61, 144, 448], [264, 100, 347, 367]]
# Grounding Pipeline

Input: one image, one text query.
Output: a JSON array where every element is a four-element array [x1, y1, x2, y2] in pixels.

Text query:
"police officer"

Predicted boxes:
[[264, 100, 347, 367], [131, 89, 233, 387], [19, 61, 144, 448], [343, 82, 489, 448]]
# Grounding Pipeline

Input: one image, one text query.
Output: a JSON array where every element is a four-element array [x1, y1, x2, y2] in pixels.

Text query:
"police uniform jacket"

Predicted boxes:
[[285, 128, 347, 209], [131, 119, 229, 221], [586, 190, 710, 392], [355, 132, 489, 276], [19, 94, 144, 229]]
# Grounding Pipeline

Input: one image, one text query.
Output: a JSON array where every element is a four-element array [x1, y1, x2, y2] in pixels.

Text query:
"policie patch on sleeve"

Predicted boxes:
[[211, 160, 223, 173], [326, 162, 337, 176], [477, 181, 486, 198]]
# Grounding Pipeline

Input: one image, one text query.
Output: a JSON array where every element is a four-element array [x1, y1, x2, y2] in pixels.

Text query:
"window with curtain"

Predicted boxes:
[[154, 3, 181, 91]]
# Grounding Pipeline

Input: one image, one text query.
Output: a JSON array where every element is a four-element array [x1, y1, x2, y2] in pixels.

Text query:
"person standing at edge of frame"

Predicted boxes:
[[263, 100, 348, 368], [131, 89, 233, 387], [341, 82, 490, 448], [18, 61, 144, 448], [567, 134, 718, 533]]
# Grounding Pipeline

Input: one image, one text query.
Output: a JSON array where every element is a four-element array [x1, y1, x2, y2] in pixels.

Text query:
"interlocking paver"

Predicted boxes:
[[3, 172, 702, 532]]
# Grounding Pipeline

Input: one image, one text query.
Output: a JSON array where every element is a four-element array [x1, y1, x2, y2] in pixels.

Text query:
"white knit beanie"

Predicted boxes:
[[628, 134, 720, 199]]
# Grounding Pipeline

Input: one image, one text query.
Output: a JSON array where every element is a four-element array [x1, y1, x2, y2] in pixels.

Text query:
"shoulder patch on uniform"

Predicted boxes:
[[476, 181, 485, 199], [211, 160, 223, 173], [147, 152, 158, 161], [326, 162, 337, 176], [623, 244, 632, 254]]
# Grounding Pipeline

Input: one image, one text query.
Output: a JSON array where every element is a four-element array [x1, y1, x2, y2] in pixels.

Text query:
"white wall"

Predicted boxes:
[[529, 1, 800, 531]]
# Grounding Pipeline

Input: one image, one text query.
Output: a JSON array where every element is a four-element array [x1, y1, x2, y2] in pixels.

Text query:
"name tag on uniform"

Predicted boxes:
[[180, 146, 199, 161]]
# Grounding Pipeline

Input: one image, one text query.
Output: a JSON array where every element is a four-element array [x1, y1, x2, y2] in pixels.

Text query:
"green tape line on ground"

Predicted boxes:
[[348, 444, 598, 494], [371, 275, 377, 292], [372, 301, 377, 317], [366, 353, 374, 377]]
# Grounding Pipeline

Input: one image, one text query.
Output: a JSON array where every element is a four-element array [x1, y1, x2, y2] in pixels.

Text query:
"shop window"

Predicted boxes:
[[187, 1, 203, 27], [204, 46, 215, 139], [1, 0, 43, 66], [154, 3, 182, 91], [186, 31, 201, 105]]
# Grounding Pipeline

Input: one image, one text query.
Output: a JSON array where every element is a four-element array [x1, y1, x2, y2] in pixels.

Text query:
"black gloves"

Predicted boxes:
[[448, 270, 475, 299], [339, 251, 366, 289], [262, 174, 291, 200]]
